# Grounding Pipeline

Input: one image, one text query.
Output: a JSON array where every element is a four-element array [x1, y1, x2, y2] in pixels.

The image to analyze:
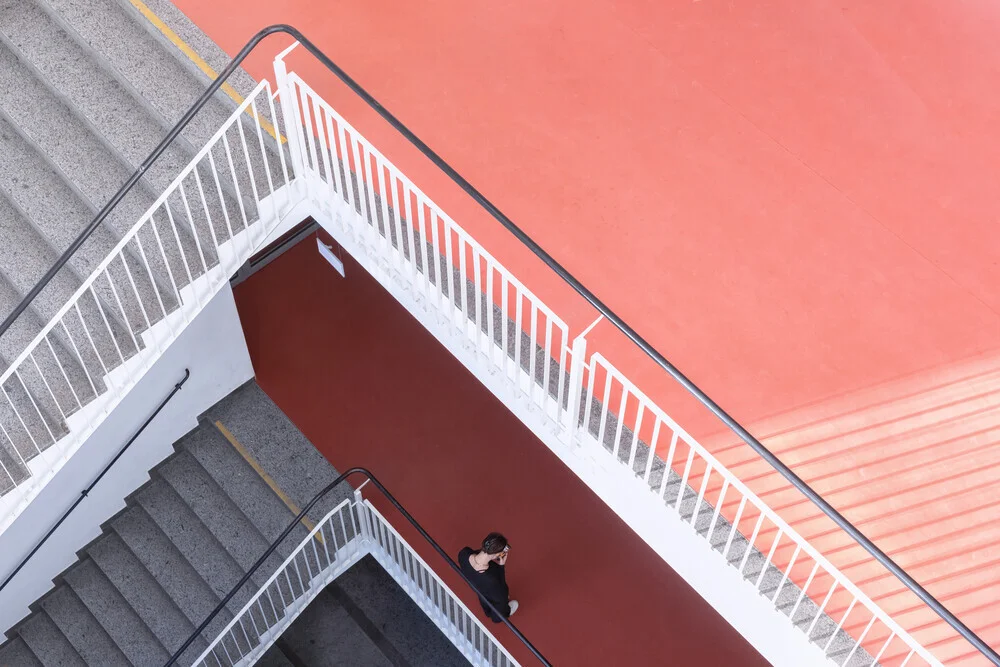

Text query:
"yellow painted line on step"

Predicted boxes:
[[127, 0, 285, 143], [214, 421, 324, 544]]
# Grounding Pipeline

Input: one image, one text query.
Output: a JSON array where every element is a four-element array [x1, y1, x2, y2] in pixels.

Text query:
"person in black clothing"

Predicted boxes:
[[458, 532, 519, 623]]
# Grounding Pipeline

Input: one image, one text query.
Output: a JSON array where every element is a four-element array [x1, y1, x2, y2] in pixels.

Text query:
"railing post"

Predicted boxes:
[[272, 50, 308, 194], [354, 487, 373, 555], [566, 334, 588, 447]]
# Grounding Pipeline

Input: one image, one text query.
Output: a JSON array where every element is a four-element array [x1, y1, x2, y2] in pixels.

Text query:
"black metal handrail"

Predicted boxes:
[[165, 467, 550, 666], [0, 368, 189, 594], [0, 24, 993, 664]]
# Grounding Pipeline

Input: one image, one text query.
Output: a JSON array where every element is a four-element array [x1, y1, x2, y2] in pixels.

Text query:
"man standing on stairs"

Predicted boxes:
[[458, 533, 519, 623]]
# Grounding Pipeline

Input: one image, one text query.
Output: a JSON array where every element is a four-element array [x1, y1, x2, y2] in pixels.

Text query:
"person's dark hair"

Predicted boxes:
[[481, 532, 508, 555]]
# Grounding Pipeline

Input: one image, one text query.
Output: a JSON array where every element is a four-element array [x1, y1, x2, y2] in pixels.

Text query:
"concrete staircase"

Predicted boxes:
[[0, 382, 468, 666], [0, 0, 262, 499]]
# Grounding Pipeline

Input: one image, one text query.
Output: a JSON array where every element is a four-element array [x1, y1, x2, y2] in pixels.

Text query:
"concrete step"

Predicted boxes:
[[135, 476, 262, 620], [206, 383, 350, 520], [0, 114, 166, 340], [87, 530, 209, 662], [182, 423, 313, 557], [62, 557, 170, 666], [0, 7, 204, 295], [16, 609, 85, 667], [0, 155, 133, 376], [39, 584, 130, 666], [110, 503, 241, 656], [0, 636, 43, 666]]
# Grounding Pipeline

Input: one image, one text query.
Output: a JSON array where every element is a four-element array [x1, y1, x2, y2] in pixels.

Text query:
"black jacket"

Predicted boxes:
[[458, 547, 511, 622]]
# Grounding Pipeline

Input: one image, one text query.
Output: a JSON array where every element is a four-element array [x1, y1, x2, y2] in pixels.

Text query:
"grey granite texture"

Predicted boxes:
[[40, 584, 131, 666], [0, 636, 44, 666], [16, 611, 85, 667], [0, 382, 489, 666]]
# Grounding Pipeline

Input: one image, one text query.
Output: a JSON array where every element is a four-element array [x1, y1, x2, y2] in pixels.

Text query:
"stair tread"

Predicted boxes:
[[17, 610, 86, 667], [0, 34, 153, 231], [157, 449, 274, 574], [110, 504, 237, 646], [207, 384, 348, 519], [0, 1, 190, 194], [182, 423, 308, 546], [135, 477, 256, 607], [44, 0, 236, 150], [62, 558, 170, 666], [87, 531, 205, 658], [0, 636, 43, 667], [40, 584, 130, 667]]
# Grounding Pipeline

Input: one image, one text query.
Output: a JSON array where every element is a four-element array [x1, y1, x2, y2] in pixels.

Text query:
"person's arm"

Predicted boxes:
[[486, 566, 511, 617]]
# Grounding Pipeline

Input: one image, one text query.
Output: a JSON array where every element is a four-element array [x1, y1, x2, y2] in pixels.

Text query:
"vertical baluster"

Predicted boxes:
[[359, 141, 380, 242], [869, 633, 895, 667], [251, 97, 277, 202], [221, 134, 250, 233], [236, 106, 263, 212], [178, 183, 209, 274], [430, 210, 443, 302], [403, 185, 418, 282], [706, 478, 729, 543], [722, 496, 748, 559], [513, 289, 523, 378], [162, 204, 197, 294], [458, 236, 469, 329], [806, 581, 839, 639], [472, 247, 483, 348], [148, 212, 186, 317], [1, 383, 41, 457], [528, 303, 538, 403], [611, 385, 629, 460], [739, 513, 766, 574], [27, 351, 65, 421], [755, 529, 783, 589], [266, 84, 291, 188], [417, 198, 430, 297], [691, 463, 712, 527], [642, 418, 662, 484], [99, 271, 137, 356], [658, 431, 679, 497], [789, 561, 820, 622], [823, 597, 858, 654], [485, 264, 496, 361], [192, 169, 224, 275], [118, 252, 157, 353], [206, 152, 245, 261], [15, 369, 56, 445], [132, 234, 172, 333], [58, 319, 99, 400], [675, 445, 696, 508], [542, 317, 553, 411], [0, 423, 28, 471], [773, 544, 801, 603], [44, 335, 83, 409], [556, 327, 568, 417]]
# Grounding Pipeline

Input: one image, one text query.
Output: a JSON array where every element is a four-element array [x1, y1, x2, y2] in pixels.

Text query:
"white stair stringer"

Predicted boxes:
[[0, 183, 299, 535], [195, 494, 517, 667], [305, 188, 834, 667]]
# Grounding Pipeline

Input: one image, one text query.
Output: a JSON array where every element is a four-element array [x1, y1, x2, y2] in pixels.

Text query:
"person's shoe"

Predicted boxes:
[[509, 600, 519, 617]]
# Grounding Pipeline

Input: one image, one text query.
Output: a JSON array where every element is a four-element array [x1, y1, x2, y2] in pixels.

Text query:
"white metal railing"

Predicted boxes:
[[0, 41, 971, 666], [192, 492, 518, 667], [0, 79, 295, 530], [279, 66, 572, 429], [577, 351, 936, 667], [275, 48, 949, 666]]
